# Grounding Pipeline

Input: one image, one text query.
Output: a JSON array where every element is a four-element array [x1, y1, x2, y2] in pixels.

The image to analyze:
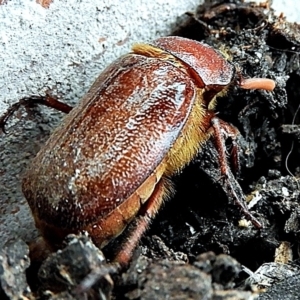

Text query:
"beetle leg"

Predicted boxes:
[[113, 178, 168, 268], [0, 95, 72, 133], [210, 116, 262, 229], [210, 117, 230, 176], [212, 117, 240, 176], [210, 116, 241, 176]]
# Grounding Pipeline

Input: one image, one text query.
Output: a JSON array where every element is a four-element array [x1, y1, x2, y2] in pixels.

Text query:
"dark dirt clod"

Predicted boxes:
[[123, 259, 213, 300], [0, 240, 33, 299], [37, 233, 113, 299], [257, 270, 300, 300]]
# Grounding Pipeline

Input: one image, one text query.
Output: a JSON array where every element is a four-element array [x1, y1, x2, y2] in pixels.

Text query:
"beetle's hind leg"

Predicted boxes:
[[0, 94, 73, 133], [112, 177, 172, 268], [210, 116, 262, 229]]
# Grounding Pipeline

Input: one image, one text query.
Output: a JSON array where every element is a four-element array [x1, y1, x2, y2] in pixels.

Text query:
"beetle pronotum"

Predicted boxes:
[[1, 36, 275, 267]]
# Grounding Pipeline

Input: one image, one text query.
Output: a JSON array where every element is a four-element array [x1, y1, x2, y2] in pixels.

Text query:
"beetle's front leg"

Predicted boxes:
[[210, 116, 262, 229], [211, 117, 240, 176]]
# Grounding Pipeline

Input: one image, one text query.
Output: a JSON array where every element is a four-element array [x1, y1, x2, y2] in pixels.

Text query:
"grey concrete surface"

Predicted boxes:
[[0, 0, 299, 247]]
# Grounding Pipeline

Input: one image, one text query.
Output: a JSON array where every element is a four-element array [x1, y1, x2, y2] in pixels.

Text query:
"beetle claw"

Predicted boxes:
[[0, 103, 18, 133]]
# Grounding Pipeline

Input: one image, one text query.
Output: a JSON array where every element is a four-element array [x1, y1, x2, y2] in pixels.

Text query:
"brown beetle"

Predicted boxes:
[[2, 36, 275, 266]]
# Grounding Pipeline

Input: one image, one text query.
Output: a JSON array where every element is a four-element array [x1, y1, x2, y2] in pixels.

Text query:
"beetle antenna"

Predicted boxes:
[[234, 66, 276, 91], [240, 77, 276, 91]]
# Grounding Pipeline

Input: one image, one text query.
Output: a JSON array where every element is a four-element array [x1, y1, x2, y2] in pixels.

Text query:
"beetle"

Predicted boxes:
[[1, 36, 275, 267]]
